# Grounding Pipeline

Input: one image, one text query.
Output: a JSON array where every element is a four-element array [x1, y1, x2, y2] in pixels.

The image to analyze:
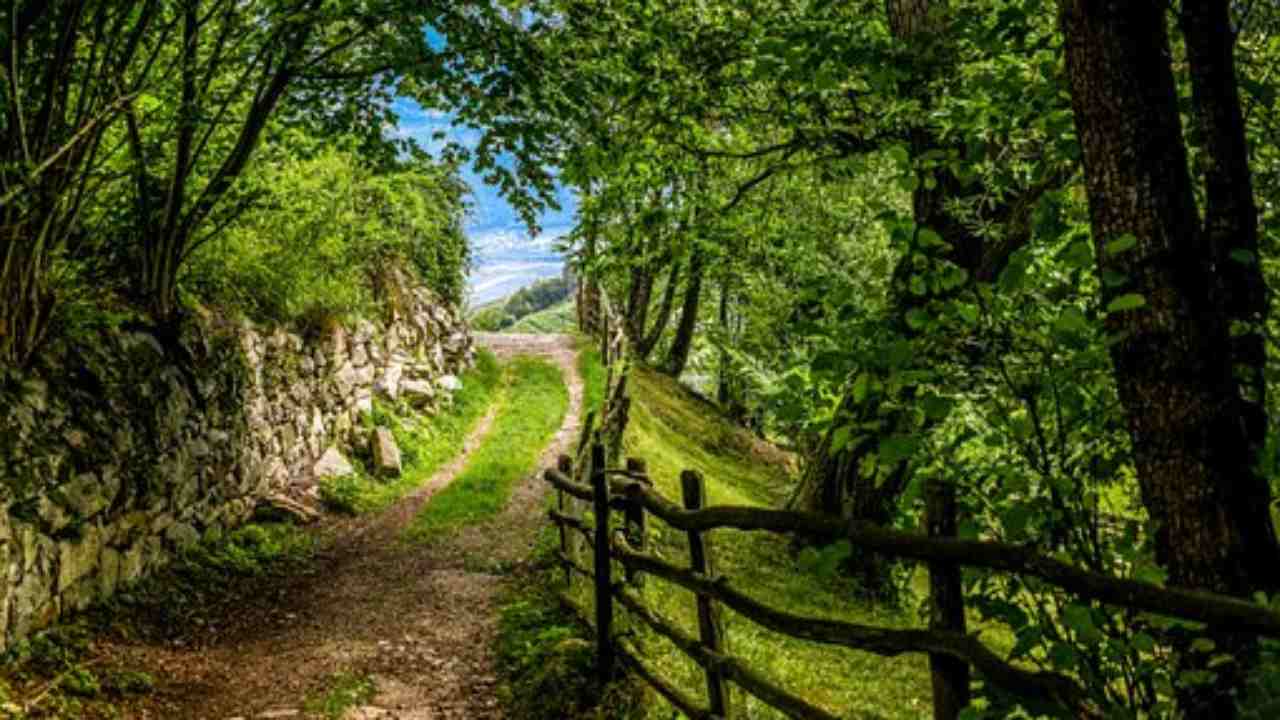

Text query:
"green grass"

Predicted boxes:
[[505, 299, 575, 334], [494, 530, 647, 720], [303, 672, 377, 718], [319, 350, 502, 514], [576, 338, 606, 421], [573, 367, 932, 720], [403, 356, 569, 542]]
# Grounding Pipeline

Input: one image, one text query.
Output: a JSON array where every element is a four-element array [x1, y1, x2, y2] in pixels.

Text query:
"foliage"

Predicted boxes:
[[472, 276, 574, 332], [1, 0, 482, 364], [318, 350, 503, 514], [404, 356, 569, 542], [184, 142, 467, 325]]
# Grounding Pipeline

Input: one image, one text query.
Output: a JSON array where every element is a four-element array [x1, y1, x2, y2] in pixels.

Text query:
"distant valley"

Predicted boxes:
[[466, 224, 568, 307]]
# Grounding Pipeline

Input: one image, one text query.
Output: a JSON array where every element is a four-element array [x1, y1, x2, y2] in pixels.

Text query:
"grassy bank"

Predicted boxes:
[[320, 350, 503, 514], [566, 364, 931, 719], [403, 356, 569, 542]]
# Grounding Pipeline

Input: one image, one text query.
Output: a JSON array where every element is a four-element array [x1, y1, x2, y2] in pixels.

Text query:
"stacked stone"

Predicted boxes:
[[0, 272, 473, 649]]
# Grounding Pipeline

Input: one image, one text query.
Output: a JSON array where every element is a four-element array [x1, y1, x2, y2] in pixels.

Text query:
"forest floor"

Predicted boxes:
[[89, 333, 583, 720]]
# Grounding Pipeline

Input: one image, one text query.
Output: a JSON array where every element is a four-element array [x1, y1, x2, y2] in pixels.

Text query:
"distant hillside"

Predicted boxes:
[[506, 299, 574, 333], [466, 226, 569, 305], [471, 275, 573, 331]]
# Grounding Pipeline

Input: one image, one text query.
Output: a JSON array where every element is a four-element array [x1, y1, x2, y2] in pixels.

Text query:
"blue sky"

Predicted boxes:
[[391, 97, 577, 238], [390, 96, 577, 304]]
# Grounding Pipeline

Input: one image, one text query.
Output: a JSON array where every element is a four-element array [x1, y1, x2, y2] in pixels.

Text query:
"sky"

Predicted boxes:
[[392, 97, 578, 305]]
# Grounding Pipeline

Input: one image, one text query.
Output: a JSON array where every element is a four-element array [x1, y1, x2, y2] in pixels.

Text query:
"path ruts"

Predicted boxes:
[[105, 333, 583, 720]]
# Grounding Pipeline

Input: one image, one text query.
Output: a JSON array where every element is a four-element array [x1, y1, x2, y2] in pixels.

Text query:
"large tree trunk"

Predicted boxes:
[[665, 247, 705, 377], [1060, 2, 1279, 715]]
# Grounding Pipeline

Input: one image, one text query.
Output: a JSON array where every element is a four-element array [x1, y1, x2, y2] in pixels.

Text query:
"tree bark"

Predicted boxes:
[[716, 278, 735, 407], [1060, 2, 1279, 715], [636, 259, 682, 360], [665, 247, 705, 377]]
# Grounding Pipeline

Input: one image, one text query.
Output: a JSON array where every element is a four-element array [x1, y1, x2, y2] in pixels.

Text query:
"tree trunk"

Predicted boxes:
[[625, 264, 655, 349], [577, 228, 602, 335], [1060, 2, 1279, 715], [636, 259, 682, 360], [716, 278, 734, 407], [665, 248, 705, 377]]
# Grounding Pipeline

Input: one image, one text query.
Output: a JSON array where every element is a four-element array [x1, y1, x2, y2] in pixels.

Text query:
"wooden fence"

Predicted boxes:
[[541, 439, 1280, 720]]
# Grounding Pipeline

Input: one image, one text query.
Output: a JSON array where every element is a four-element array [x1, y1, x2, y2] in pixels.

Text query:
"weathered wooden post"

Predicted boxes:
[[681, 469, 730, 716], [557, 454, 574, 588], [926, 478, 970, 719], [623, 457, 648, 587], [591, 442, 615, 684]]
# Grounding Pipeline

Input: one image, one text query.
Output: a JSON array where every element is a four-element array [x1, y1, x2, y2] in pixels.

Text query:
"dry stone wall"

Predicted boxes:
[[0, 274, 473, 648]]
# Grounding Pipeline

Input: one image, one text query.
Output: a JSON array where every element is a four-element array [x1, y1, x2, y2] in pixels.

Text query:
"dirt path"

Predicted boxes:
[[111, 333, 583, 720]]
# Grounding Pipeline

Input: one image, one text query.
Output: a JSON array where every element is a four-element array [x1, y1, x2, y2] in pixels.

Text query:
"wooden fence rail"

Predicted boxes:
[[544, 443, 1280, 720]]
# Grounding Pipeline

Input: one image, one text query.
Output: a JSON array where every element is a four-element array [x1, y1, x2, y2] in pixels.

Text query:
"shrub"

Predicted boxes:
[[184, 143, 468, 325]]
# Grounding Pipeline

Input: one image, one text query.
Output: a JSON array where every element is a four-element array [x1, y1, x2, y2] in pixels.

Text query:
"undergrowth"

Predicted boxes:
[[494, 528, 647, 720], [404, 355, 568, 542], [319, 349, 502, 514]]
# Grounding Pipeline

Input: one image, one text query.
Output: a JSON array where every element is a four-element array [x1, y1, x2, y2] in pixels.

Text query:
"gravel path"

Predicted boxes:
[[107, 333, 583, 720]]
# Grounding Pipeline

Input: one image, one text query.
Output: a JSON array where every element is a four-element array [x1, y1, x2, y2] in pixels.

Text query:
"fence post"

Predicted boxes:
[[591, 442, 615, 684], [624, 457, 648, 587], [681, 469, 731, 717], [557, 454, 574, 589], [926, 478, 970, 719]]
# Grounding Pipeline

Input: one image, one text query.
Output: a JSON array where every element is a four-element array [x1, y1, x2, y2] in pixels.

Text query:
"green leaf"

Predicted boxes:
[[1101, 269, 1128, 287], [955, 303, 979, 324], [877, 435, 918, 466], [1190, 637, 1216, 654], [917, 228, 948, 250], [905, 308, 929, 330], [1105, 233, 1138, 256], [831, 425, 853, 453], [909, 275, 927, 296], [851, 373, 871, 403], [1053, 307, 1089, 336], [921, 393, 954, 421], [1106, 293, 1146, 313], [1060, 239, 1093, 269], [1230, 249, 1257, 266]]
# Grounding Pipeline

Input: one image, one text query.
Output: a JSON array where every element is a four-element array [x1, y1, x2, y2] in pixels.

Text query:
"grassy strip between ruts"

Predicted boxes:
[[319, 349, 503, 514], [402, 355, 568, 542]]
